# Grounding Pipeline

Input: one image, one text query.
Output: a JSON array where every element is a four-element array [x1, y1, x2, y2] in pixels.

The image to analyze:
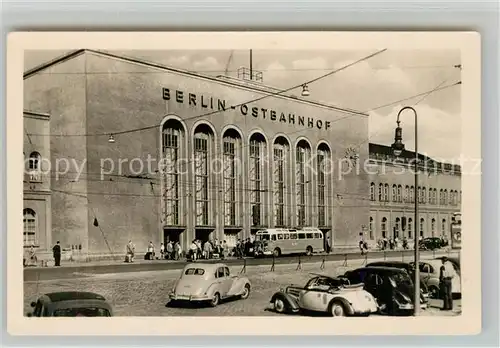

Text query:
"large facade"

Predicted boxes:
[[367, 143, 462, 246], [23, 50, 371, 257]]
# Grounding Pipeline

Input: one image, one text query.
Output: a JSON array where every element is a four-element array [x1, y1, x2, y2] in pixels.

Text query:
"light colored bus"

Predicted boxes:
[[254, 227, 325, 257]]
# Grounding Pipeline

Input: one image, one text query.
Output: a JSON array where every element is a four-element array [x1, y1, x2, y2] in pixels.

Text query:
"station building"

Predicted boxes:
[[23, 49, 371, 259]]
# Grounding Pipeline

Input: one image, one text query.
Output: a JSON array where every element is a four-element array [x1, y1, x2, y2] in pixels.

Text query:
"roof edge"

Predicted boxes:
[[23, 49, 86, 80]]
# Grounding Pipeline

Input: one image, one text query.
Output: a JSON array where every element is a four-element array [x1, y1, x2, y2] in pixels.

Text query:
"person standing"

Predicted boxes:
[[439, 257, 455, 310], [52, 241, 61, 266], [160, 242, 165, 260], [326, 236, 332, 254], [166, 241, 174, 260], [126, 240, 135, 262]]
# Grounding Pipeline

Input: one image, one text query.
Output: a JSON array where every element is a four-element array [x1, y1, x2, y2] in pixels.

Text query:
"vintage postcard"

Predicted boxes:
[[7, 31, 481, 335]]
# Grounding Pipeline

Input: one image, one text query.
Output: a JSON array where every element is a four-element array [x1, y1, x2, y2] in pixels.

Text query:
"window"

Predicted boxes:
[[443, 190, 448, 205], [384, 184, 389, 202], [409, 186, 414, 202], [250, 134, 266, 227], [433, 189, 437, 205], [28, 152, 41, 182], [306, 233, 313, 239], [394, 218, 400, 239], [370, 183, 375, 201], [392, 185, 397, 202], [277, 234, 283, 240], [194, 131, 210, 226], [431, 218, 436, 236], [223, 131, 240, 226], [298, 233, 306, 240], [317, 146, 329, 226], [381, 217, 387, 238], [428, 187, 433, 204], [271, 234, 276, 241], [442, 219, 447, 236], [296, 140, 311, 226], [417, 186, 421, 203], [224, 267, 230, 277], [404, 186, 409, 202], [284, 233, 290, 240], [408, 218, 412, 239], [23, 208, 36, 246], [369, 217, 374, 239], [450, 190, 455, 205], [379, 184, 383, 201], [184, 268, 205, 275], [420, 218, 424, 237], [216, 267, 225, 278], [422, 187, 426, 204], [439, 189, 444, 205], [162, 123, 182, 225], [314, 232, 321, 239], [290, 233, 298, 240], [273, 139, 288, 227], [397, 185, 402, 202]]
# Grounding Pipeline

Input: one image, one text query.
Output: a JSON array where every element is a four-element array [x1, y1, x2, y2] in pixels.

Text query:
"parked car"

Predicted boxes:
[[419, 237, 445, 250], [365, 261, 430, 302], [342, 266, 427, 316], [169, 263, 251, 307], [269, 273, 378, 317], [434, 256, 461, 274], [409, 260, 461, 299], [27, 291, 113, 317]]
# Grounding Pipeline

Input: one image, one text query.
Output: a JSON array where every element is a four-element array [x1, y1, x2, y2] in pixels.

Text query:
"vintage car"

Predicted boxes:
[[434, 256, 461, 274], [409, 260, 461, 299], [27, 291, 113, 317], [419, 237, 445, 251], [269, 274, 378, 317], [342, 267, 427, 316], [169, 263, 251, 307], [366, 261, 430, 302]]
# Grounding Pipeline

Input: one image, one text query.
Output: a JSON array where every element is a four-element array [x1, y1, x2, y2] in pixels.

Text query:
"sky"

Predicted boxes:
[[25, 49, 462, 162]]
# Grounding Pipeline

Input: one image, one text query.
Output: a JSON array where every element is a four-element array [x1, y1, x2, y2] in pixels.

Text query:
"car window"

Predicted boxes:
[[420, 263, 431, 273], [184, 268, 205, 275], [53, 307, 111, 317], [216, 267, 225, 278], [271, 235, 276, 241], [224, 267, 230, 277]]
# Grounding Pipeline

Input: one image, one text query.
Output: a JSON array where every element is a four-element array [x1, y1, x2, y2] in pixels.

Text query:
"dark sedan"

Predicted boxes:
[[27, 291, 113, 317]]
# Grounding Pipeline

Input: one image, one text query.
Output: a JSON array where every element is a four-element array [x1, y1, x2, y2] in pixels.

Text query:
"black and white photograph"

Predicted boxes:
[[7, 32, 481, 335]]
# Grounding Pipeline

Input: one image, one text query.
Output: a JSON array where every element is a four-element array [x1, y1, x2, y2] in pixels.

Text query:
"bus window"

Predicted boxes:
[[271, 235, 277, 241], [290, 233, 297, 240], [277, 234, 283, 240], [306, 233, 313, 239], [298, 233, 306, 240], [284, 233, 290, 240], [314, 233, 321, 239]]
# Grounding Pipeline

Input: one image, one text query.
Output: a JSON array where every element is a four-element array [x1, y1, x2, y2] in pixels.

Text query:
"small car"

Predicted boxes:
[[269, 273, 378, 317], [27, 291, 113, 317], [419, 237, 445, 250], [409, 260, 461, 299], [342, 266, 427, 316], [169, 263, 251, 307], [366, 261, 430, 302]]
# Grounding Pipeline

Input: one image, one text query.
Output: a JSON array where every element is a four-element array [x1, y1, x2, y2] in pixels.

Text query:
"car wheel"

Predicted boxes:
[[210, 292, 220, 307], [240, 284, 251, 299], [273, 248, 281, 257], [306, 246, 313, 256], [329, 301, 346, 317], [274, 298, 287, 314], [428, 286, 440, 299]]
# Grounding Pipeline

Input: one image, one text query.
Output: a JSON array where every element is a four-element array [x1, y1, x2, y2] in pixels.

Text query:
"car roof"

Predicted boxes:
[[353, 266, 407, 274], [43, 291, 107, 303], [367, 261, 409, 267], [309, 273, 343, 281], [50, 299, 113, 311], [183, 263, 227, 271]]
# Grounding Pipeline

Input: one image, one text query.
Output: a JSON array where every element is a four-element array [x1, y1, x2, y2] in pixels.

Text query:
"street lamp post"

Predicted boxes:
[[391, 106, 420, 316]]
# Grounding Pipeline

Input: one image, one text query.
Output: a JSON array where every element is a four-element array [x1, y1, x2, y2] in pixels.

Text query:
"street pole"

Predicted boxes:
[[392, 106, 420, 316]]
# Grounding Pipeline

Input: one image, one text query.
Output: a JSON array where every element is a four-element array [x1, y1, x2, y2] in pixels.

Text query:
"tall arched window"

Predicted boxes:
[[459, 190, 462, 205], [408, 218, 413, 239], [410, 186, 414, 202], [381, 217, 387, 238], [223, 129, 242, 227], [394, 217, 400, 239], [162, 120, 185, 226], [439, 189, 444, 205], [369, 217, 374, 240], [417, 186, 422, 203], [449, 190, 454, 205], [28, 151, 41, 182], [296, 139, 311, 226], [420, 218, 425, 237], [23, 208, 37, 246], [378, 184, 383, 201], [392, 185, 397, 202], [422, 187, 427, 204], [442, 218, 447, 236], [370, 182, 376, 201], [433, 188, 438, 205], [397, 185, 402, 202], [317, 143, 330, 227], [194, 124, 214, 226], [384, 184, 389, 202], [443, 189, 448, 205], [273, 136, 290, 227], [428, 187, 433, 204], [249, 133, 267, 227], [404, 185, 409, 203], [431, 218, 436, 237]]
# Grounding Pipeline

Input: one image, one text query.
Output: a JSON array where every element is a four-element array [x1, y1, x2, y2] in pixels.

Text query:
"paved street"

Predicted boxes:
[[24, 255, 461, 317]]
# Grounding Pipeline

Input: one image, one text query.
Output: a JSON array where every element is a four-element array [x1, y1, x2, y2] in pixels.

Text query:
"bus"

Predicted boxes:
[[253, 227, 325, 257]]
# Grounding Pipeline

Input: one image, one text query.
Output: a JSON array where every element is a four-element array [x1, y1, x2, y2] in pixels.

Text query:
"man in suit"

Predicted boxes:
[[439, 257, 455, 310], [52, 241, 61, 266]]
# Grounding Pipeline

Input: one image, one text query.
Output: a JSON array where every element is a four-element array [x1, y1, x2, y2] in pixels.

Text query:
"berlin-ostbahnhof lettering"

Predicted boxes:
[[162, 87, 332, 130]]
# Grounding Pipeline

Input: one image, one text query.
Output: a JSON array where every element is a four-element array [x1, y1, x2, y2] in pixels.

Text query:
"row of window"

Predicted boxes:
[[162, 120, 332, 228], [368, 216, 448, 240], [370, 183, 461, 206]]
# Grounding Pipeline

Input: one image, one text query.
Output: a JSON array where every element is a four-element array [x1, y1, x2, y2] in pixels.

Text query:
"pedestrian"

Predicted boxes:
[[173, 241, 181, 260], [126, 240, 135, 262], [166, 241, 174, 260], [160, 242, 165, 260], [190, 240, 198, 261], [222, 240, 228, 260], [203, 240, 212, 260], [52, 241, 61, 266], [147, 241, 155, 260], [326, 236, 332, 254], [439, 257, 455, 311]]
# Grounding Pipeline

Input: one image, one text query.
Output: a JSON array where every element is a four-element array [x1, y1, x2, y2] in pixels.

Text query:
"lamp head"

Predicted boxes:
[[391, 121, 405, 157], [301, 84, 310, 97], [108, 134, 116, 143]]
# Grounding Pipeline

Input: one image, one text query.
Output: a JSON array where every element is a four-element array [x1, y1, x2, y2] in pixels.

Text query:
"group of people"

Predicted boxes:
[[376, 236, 410, 251]]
